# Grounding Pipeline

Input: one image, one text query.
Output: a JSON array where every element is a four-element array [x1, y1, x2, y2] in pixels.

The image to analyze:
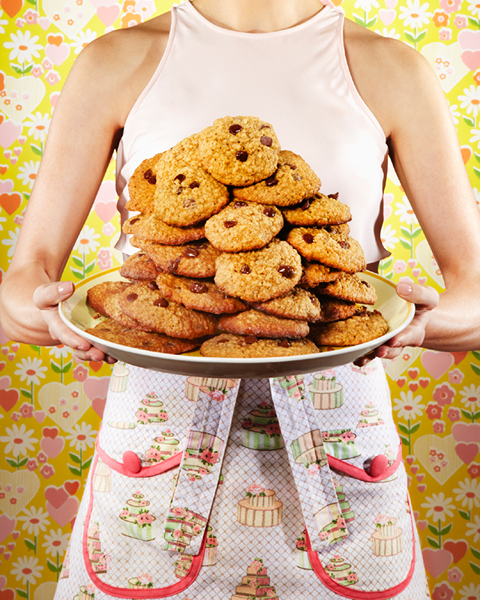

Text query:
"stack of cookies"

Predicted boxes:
[[86, 116, 388, 358]]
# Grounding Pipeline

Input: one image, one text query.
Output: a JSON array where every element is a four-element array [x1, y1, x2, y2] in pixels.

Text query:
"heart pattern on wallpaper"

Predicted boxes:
[[421, 350, 454, 380], [38, 381, 90, 430], [420, 42, 470, 93], [42, 0, 96, 38], [415, 239, 446, 288], [1, 76, 46, 125], [414, 434, 463, 484], [381, 347, 423, 381], [0, 470, 40, 518]]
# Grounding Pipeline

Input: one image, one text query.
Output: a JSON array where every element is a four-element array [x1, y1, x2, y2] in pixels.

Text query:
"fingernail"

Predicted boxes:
[[58, 281, 74, 296], [77, 344, 89, 351], [397, 282, 412, 296]]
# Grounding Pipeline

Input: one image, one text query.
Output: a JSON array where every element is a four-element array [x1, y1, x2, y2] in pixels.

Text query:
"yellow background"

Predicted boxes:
[[1, 0, 480, 598]]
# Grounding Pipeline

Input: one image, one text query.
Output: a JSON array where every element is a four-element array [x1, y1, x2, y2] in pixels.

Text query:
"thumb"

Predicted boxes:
[[33, 281, 75, 311]]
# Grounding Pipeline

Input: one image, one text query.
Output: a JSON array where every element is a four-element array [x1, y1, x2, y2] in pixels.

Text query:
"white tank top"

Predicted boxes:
[[115, 0, 389, 264]]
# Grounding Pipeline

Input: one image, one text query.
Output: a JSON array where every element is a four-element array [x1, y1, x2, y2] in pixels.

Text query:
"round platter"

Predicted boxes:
[[59, 267, 415, 379]]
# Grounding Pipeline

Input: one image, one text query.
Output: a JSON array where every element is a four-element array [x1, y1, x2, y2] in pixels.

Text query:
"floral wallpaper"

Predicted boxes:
[[0, 0, 480, 599]]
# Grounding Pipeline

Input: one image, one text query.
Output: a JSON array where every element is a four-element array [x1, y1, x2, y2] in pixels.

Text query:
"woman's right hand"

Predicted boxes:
[[32, 281, 115, 363]]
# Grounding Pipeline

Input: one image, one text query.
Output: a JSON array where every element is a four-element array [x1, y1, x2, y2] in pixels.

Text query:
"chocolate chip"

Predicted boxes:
[[325, 226, 335, 233], [175, 174, 186, 182], [236, 151, 248, 162], [190, 282, 208, 294], [138, 253, 145, 257], [176, 186, 183, 194], [154, 297, 169, 307], [144, 169, 153, 180], [234, 201, 247, 208], [224, 220, 237, 228], [148, 175, 157, 185], [129, 217, 140, 226], [189, 181, 200, 189], [357, 308, 368, 317], [265, 175, 278, 187], [260, 136, 272, 147], [277, 339, 291, 348], [293, 174, 303, 181], [184, 247, 199, 258], [240, 265, 251, 274], [328, 192, 339, 199], [167, 257, 181, 272], [216, 338, 229, 344], [259, 124, 270, 129], [303, 233, 314, 244], [183, 198, 196, 209], [301, 198, 312, 211], [278, 265, 295, 278], [285, 163, 297, 170], [361, 280, 371, 287], [337, 240, 350, 249], [263, 207, 275, 217], [245, 336, 258, 344], [147, 281, 159, 290], [229, 124, 242, 134], [126, 293, 138, 302]]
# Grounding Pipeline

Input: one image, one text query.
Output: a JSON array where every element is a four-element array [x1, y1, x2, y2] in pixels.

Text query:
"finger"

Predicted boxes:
[[33, 281, 75, 311], [396, 281, 440, 312], [42, 309, 93, 352], [353, 350, 376, 367]]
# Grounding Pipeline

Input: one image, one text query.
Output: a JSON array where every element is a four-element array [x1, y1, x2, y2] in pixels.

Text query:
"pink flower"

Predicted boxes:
[[23, 8, 39, 23], [173, 528, 183, 538], [171, 507, 186, 517], [19, 402, 34, 418], [307, 463, 321, 476], [97, 248, 112, 270], [193, 524, 201, 534], [27, 458, 38, 471], [432, 582, 454, 600], [45, 71, 61, 86], [337, 518, 346, 528], [200, 449, 213, 462], [247, 484, 265, 495], [433, 420, 445, 433], [426, 403, 443, 420], [119, 510, 129, 518], [137, 513, 153, 525], [15, 17, 25, 27], [393, 259, 407, 274], [11, 412, 21, 422], [136, 411, 149, 423], [447, 407, 461, 422], [208, 390, 225, 402], [60, 398, 67, 406], [40, 464, 55, 479], [42, 58, 53, 71], [468, 463, 480, 479], [319, 530, 329, 540], [447, 567, 463, 583], [340, 431, 356, 443], [73, 365, 88, 382], [265, 423, 280, 436], [158, 412, 168, 421], [433, 383, 455, 407], [439, 27, 452, 41], [347, 573, 358, 582], [37, 451, 48, 464], [440, 0, 461, 12], [199, 468, 207, 476], [454, 14, 468, 28], [448, 368, 464, 384]]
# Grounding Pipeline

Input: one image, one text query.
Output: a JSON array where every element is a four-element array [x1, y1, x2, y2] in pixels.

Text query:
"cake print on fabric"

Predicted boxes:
[[106, 420, 136, 430], [321, 429, 360, 459], [324, 555, 358, 587], [273, 375, 306, 401], [185, 376, 238, 401], [358, 402, 385, 427], [315, 503, 348, 545], [119, 490, 157, 541], [92, 459, 112, 492], [109, 361, 130, 392], [241, 402, 284, 450], [231, 559, 279, 600], [145, 429, 182, 464], [333, 479, 355, 524], [203, 526, 218, 566], [290, 430, 327, 471], [308, 370, 344, 410], [371, 514, 404, 557], [296, 529, 313, 570], [237, 484, 283, 528], [136, 391, 168, 424], [174, 554, 193, 579], [73, 583, 96, 600], [86, 522, 110, 574], [162, 506, 207, 552], [127, 573, 154, 589], [182, 430, 223, 480]]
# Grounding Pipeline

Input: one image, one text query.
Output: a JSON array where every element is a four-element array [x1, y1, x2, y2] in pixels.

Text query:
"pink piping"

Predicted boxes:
[[327, 441, 403, 482]]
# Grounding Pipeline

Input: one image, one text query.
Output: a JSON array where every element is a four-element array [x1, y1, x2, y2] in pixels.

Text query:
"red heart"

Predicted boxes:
[[408, 382, 419, 392], [0, 362, 5, 372], [416, 474, 425, 482], [0, 0, 23, 18], [64, 480, 80, 496], [0, 193, 21, 216], [451, 351, 468, 365], [92, 397, 106, 418], [396, 377, 406, 387], [0, 590, 15, 600], [410, 465, 419, 474], [0, 166, 7, 176], [422, 548, 453, 579], [455, 442, 479, 464], [44, 485, 69, 510], [42, 427, 58, 439], [408, 368, 419, 379], [89, 361, 103, 373], [419, 378, 430, 388], [444, 540, 468, 564], [0, 389, 19, 412]]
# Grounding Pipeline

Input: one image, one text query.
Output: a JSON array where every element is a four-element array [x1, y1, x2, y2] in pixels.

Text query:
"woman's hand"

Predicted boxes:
[[354, 281, 440, 366], [32, 281, 116, 363]]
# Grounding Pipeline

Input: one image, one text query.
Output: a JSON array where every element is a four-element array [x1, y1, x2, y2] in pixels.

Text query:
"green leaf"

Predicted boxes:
[[83, 456, 93, 470], [404, 31, 416, 42], [428, 524, 440, 536], [472, 350, 480, 360], [24, 538, 36, 551], [416, 30, 427, 42], [70, 267, 84, 280], [21, 389, 32, 399], [69, 452, 81, 464], [29, 345, 41, 352], [47, 559, 62, 572], [412, 227, 423, 238], [85, 262, 95, 274], [459, 509, 471, 520], [17, 589, 28, 598], [50, 361, 61, 373], [24, 64, 33, 74], [61, 361, 73, 373], [440, 524, 452, 536], [366, 15, 377, 27], [72, 256, 84, 268], [31, 144, 43, 156], [474, 152, 480, 164], [398, 423, 411, 434], [26, 0, 36, 5], [68, 465, 82, 476], [473, 166, 480, 179], [464, 116, 476, 127], [385, 270, 394, 280], [23, 193, 30, 201], [471, 547, 480, 559], [400, 435, 410, 446], [461, 409, 474, 420], [471, 362, 480, 376], [11, 64, 23, 74], [353, 15, 367, 26], [6, 458, 19, 468], [410, 422, 421, 434], [381, 256, 393, 269], [400, 226, 413, 238], [468, 16, 480, 27], [471, 562, 480, 575], [400, 238, 412, 250], [427, 537, 440, 549], [19, 457, 28, 467]]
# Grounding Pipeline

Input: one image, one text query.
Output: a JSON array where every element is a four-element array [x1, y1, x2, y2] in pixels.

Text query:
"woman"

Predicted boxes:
[[1, 0, 480, 598]]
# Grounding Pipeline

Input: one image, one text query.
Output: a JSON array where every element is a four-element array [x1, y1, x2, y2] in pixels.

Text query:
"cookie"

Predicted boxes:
[[311, 308, 389, 346], [86, 318, 201, 354], [282, 192, 351, 226], [314, 272, 377, 305], [197, 116, 281, 186], [87, 281, 149, 330], [219, 309, 309, 339], [250, 287, 321, 322], [119, 282, 218, 339], [154, 135, 229, 227], [126, 152, 164, 213], [205, 200, 283, 252], [134, 239, 222, 279], [298, 261, 343, 288], [232, 150, 321, 206], [155, 272, 247, 314], [119, 252, 159, 281], [313, 296, 357, 323], [200, 333, 320, 358], [287, 227, 366, 274], [214, 239, 302, 303], [123, 213, 205, 245]]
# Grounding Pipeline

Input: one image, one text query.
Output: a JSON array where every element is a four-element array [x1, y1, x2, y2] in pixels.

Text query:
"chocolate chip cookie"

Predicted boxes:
[[200, 333, 320, 358], [250, 287, 321, 322], [126, 152, 164, 213], [123, 213, 205, 245], [282, 192, 352, 226], [119, 252, 160, 281], [311, 307, 388, 346], [214, 239, 302, 302], [313, 296, 357, 323], [314, 272, 377, 305], [198, 116, 281, 186], [205, 200, 283, 252], [232, 150, 321, 206], [86, 281, 149, 330], [219, 309, 309, 339], [298, 261, 343, 288]]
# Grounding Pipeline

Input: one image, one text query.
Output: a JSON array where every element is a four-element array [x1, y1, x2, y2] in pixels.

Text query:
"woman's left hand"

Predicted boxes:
[[354, 281, 440, 366]]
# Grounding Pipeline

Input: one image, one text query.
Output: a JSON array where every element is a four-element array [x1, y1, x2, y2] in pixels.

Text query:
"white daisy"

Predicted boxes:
[[0, 10, 8, 35], [467, 0, 480, 18], [0, 423, 38, 456], [374, 27, 401, 39], [354, 0, 380, 11], [449, 103, 460, 125], [458, 85, 480, 118], [11, 556, 43, 585], [4, 30, 42, 64], [23, 112, 50, 143], [393, 390, 425, 420], [394, 195, 418, 225], [42, 528, 71, 557], [399, 0, 432, 28], [421, 492, 455, 523], [70, 29, 97, 54], [473, 187, 480, 207], [470, 128, 480, 148], [49, 345, 71, 359], [66, 422, 97, 452], [459, 383, 480, 409], [15, 356, 47, 386], [453, 478, 480, 511], [0, 215, 7, 232], [2, 226, 20, 259], [74, 225, 100, 256], [466, 514, 480, 543], [17, 506, 50, 536], [459, 583, 480, 600], [380, 223, 399, 251], [17, 160, 40, 190]]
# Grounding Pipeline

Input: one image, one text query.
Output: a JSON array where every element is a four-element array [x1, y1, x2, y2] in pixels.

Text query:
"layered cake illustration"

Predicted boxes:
[[145, 430, 182, 464], [163, 506, 207, 552], [106, 421, 136, 430], [274, 375, 306, 401], [110, 361, 130, 392], [174, 555, 193, 579], [324, 555, 358, 587], [358, 403, 384, 428], [371, 514, 404, 556], [127, 573, 154, 589], [242, 402, 284, 450], [73, 584, 96, 600], [185, 377, 237, 401], [135, 392, 168, 425], [203, 526, 218, 566], [321, 430, 360, 459], [296, 530, 312, 570], [237, 485, 283, 528], [182, 430, 223, 479], [290, 430, 327, 469], [308, 371, 344, 410], [334, 480, 355, 524], [92, 459, 112, 493], [86, 522, 109, 574], [315, 503, 348, 545], [231, 559, 279, 600], [119, 491, 157, 541]]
